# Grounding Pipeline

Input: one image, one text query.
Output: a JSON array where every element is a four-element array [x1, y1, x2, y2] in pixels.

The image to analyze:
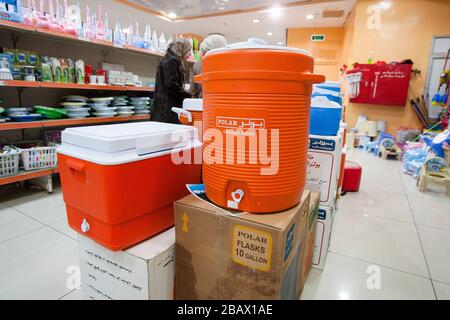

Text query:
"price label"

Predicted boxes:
[[78, 36, 90, 42], [0, 81, 5, 86]]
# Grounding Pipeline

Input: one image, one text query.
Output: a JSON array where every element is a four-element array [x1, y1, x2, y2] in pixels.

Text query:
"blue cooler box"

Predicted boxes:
[[310, 96, 342, 136]]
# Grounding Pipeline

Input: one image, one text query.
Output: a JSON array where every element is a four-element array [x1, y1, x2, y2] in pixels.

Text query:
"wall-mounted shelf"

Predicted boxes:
[[0, 80, 155, 92], [0, 168, 56, 186], [0, 115, 150, 131], [0, 19, 196, 63]]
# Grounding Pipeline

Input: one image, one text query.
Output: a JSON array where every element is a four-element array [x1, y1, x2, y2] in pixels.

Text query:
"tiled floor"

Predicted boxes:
[[0, 149, 449, 300], [301, 149, 450, 300]]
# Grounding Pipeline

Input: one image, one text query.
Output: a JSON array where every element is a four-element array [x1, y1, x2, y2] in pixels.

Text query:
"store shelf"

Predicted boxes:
[[0, 115, 150, 131], [0, 19, 196, 63], [0, 168, 56, 186], [0, 80, 155, 92]]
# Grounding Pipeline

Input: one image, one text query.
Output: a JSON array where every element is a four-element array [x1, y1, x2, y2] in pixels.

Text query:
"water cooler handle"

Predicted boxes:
[[172, 107, 193, 123], [193, 75, 202, 83]]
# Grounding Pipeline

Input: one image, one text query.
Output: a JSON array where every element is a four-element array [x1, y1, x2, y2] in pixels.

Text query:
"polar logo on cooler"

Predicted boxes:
[[216, 117, 266, 129]]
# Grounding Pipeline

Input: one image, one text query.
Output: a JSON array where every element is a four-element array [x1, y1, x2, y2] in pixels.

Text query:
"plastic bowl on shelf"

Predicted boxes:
[[91, 97, 114, 102], [117, 111, 134, 116], [61, 95, 89, 102], [134, 110, 150, 115], [6, 107, 30, 116], [93, 112, 117, 117], [92, 106, 118, 111], [60, 102, 87, 107], [9, 114, 45, 122], [64, 106, 91, 111]]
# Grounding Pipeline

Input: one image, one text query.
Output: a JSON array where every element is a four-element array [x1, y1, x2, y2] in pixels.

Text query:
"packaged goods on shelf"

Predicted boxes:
[[50, 57, 62, 83], [306, 134, 342, 207], [101, 63, 125, 72], [60, 58, 70, 83], [2, 48, 41, 81], [312, 205, 334, 271], [300, 191, 319, 288], [41, 57, 53, 82], [78, 228, 175, 300], [174, 191, 311, 300], [0, 53, 13, 80], [75, 59, 84, 84], [0, 0, 22, 22]]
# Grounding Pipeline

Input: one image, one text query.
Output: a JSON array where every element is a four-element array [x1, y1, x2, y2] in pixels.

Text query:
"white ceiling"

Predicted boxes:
[[168, 0, 356, 45], [76, 0, 356, 47], [127, 0, 308, 18]]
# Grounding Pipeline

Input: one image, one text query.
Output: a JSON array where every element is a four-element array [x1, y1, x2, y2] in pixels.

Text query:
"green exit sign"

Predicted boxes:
[[311, 34, 326, 42]]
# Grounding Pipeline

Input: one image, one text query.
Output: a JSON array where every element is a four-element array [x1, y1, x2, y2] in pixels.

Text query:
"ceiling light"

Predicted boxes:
[[306, 14, 315, 20], [168, 12, 177, 19], [339, 291, 350, 300], [269, 6, 282, 18], [267, 32, 273, 36], [379, 1, 392, 10], [252, 19, 260, 23]]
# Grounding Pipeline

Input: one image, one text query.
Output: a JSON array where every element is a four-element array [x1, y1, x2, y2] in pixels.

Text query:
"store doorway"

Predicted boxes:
[[425, 35, 450, 120]]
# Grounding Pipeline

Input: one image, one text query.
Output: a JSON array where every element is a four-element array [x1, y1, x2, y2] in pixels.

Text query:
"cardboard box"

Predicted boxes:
[[300, 191, 319, 288], [306, 134, 342, 207], [78, 228, 175, 300], [312, 206, 334, 271], [174, 191, 311, 300]]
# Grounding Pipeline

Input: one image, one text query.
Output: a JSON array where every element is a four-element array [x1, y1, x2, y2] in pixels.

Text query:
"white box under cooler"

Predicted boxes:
[[57, 122, 202, 251], [79, 227, 175, 300]]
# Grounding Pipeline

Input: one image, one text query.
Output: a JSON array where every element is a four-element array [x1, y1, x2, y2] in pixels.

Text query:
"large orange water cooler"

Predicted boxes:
[[57, 122, 202, 251], [198, 41, 325, 213]]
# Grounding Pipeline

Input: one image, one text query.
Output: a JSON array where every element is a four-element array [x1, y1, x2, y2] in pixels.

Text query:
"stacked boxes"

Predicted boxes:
[[306, 134, 342, 270], [101, 62, 141, 86], [174, 191, 311, 300], [78, 228, 176, 300], [312, 206, 333, 270], [307, 134, 342, 208], [300, 191, 319, 285]]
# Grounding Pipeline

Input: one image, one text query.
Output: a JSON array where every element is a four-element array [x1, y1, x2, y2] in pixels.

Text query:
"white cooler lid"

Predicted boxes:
[[58, 122, 200, 165]]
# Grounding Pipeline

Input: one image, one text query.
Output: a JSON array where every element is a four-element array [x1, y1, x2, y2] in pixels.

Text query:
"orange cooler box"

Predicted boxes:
[[57, 122, 202, 251]]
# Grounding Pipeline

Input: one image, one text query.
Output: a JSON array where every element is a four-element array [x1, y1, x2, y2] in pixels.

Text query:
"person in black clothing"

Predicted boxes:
[[151, 37, 192, 124]]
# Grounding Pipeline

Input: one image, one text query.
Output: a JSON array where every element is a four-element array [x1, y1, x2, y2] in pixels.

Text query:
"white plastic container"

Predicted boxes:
[[20, 146, 58, 171], [0, 151, 20, 177]]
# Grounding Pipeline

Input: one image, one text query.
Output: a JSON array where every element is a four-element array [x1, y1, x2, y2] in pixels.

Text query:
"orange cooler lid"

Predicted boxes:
[[201, 39, 325, 84]]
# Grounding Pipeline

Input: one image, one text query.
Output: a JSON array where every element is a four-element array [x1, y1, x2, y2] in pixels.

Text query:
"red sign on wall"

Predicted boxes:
[[349, 63, 412, 106]]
